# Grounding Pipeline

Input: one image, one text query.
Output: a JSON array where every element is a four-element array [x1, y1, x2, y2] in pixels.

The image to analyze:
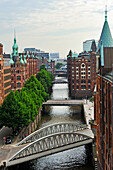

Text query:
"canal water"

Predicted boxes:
[[9, 77, 94, 170]]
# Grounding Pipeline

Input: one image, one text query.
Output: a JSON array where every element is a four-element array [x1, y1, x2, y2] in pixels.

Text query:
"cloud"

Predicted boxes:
[[0, 0, 113, 57]]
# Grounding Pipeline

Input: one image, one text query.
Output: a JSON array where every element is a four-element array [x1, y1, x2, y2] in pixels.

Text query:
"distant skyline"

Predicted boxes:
[[0, 0, 113, 58]]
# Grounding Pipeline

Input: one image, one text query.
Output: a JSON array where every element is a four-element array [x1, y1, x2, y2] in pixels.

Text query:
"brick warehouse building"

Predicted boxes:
[[67, 50, 96, 99], [0, 44, 11, 104], [11, 36, 38, 91], [0, 36, 55, 104], [92, 9, 113, 170]]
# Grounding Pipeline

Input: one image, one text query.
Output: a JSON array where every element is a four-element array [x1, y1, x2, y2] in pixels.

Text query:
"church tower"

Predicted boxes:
[[97, 7, 113, 74], [12, 32, 18, 57]]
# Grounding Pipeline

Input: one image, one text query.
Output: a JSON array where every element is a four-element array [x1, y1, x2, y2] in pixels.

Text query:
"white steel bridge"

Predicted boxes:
[[2, 122, 94, 167]]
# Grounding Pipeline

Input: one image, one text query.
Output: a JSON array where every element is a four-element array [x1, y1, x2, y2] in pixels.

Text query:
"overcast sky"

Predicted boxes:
[[0, 0, 113, 58]]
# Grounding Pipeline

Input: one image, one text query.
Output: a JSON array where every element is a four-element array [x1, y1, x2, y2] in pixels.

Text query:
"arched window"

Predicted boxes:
[[17, 82, 21, 87], [17, 75, 21, 80]]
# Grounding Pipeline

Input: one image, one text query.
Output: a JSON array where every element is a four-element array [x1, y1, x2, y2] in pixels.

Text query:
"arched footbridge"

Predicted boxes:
[[17, 122, 89, 146], [2, 123, 94, 167]]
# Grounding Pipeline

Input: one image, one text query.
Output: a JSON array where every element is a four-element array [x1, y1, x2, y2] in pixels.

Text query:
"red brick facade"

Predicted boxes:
[[67, 51, 96, 98], [11, 53, 38, 91], [94, 72, 113, 170], [0, 44, 11, 105], [0, 44, 4, 104], [0, 40, 55, 105]]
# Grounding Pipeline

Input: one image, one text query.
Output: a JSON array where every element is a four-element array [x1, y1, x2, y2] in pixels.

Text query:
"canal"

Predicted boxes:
[[9, 77, 94, 170]]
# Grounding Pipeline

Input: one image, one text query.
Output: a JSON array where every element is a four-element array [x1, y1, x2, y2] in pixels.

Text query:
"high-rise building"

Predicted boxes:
[[24, 48, 49, 60], [83, 39, 97, 52], [49, 53, 59, 60]]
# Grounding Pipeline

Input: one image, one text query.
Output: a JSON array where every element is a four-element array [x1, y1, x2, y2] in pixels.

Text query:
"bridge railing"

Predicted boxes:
[[16, 122, 88, 146], [8, 132, 92, 164]]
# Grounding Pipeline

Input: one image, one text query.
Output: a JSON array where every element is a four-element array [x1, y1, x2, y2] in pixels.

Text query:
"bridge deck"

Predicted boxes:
[[43, 100, 84, 106], [0, 128, 93, 167]]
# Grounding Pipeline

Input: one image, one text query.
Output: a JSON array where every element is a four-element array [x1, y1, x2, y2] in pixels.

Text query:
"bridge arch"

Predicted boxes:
[[7, 132, 93, 167], [17, 122, 88, 146]]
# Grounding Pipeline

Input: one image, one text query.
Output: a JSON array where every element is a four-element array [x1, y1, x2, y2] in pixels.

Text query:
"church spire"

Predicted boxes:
[[12, 30, 18, 57], [105, 5, 107, 22], [97, 6, 113, 52]]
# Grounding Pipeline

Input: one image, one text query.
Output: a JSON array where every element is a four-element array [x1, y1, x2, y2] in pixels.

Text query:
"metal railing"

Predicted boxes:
[[9, 132, 92, 163], [17, 122, 88, 146]]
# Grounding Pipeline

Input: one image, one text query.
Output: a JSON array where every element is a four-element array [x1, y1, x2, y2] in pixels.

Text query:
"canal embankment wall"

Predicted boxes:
[[15, 107, 42, 143], [83, 100, 98, 169], [83, 100, 94, 129]]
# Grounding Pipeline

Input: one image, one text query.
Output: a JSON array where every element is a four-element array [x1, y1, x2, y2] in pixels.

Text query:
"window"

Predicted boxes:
[[77, 86, 79, 90], [17, 75, 21, 81], [4, 81, 11, 88], [4, 69, 11, 74], [88, 85, 91, 89], [5, 87, 11, 95], [82, 63, 85, 67], [81, 80, 86, 84], [81, 85, 86, 90], [77, 80, 79, 84], [88, 80, 91, 83], [4, 75, 11, 81], [17, 82, 21, 88], [81, 76, 85, 79]]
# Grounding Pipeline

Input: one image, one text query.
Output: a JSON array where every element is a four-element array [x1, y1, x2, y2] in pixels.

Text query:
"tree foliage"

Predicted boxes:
[[40, 64, 47, 71], [55, 62, 63, 69], [0, 73, 51, 131], [0, 91, 30, 130], [36, 69, 53, 93]]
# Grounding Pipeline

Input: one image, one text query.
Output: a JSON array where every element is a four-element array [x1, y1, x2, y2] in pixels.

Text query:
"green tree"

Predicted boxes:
[[36, 70, 53, 93], [24, 75, 49, 101], [40, 64, 47, 71], [55, 62, 63, 69], [15, 90, 38, 122], [0, 91, 30, 132]]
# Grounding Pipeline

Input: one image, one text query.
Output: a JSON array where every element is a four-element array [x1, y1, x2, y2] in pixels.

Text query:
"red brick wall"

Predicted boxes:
[[67, 52, 96, 98], [95, 74, 113, 170]]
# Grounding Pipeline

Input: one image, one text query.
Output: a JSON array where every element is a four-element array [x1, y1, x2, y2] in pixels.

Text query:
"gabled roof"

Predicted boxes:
[[97, 9, 113, 52]]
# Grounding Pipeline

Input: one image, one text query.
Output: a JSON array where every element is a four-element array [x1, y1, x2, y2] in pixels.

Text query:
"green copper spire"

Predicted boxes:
[[97, 7, 113, 52], [10, 55, 14, 64], [12, 31, 18, 57], [27, 52, 30, 58], [24, 55, 27, 64], [20, 55, 24, 64], [105, 5, 107, 22]]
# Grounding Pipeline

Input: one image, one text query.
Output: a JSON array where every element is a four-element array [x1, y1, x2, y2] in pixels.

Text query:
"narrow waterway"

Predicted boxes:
[[9, 77, 94, 170]]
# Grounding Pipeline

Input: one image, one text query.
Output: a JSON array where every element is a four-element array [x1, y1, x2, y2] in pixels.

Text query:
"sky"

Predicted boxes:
[[0, 0, 113, 58]]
